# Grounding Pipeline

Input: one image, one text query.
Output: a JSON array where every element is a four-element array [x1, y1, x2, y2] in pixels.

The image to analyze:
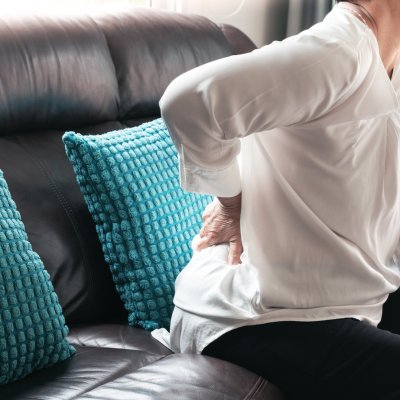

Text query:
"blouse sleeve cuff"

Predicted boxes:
[[178, 154, 242, 197]]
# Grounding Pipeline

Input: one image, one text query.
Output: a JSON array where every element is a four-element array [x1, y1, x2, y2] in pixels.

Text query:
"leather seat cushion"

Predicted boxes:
[[0, 324, 285, 400], [68, 324, 173, 355], [78, 353, 285, 400], [0, 344, 164, 400]]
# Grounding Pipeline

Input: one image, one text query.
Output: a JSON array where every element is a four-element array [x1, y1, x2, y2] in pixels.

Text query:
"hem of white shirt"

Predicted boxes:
[[151, 299, 386, 355]]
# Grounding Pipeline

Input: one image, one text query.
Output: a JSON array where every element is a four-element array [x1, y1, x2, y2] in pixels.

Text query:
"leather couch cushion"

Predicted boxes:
[[1, 350, 283, 400], [68, 324, 172, 355], [0, 14, 119, 136], [0, 344, 164, 400], [0, 324, 285, 400], [94, 8, 233, 120], [78, 354, 285, 400]]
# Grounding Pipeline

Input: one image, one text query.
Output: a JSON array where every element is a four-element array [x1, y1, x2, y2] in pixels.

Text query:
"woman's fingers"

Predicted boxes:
[[202, 201, 216, 221], [195, 235, 212, 250], [196, 233, 243, 265], [195, 194, 243, 261], [228, 240, 243, 265]]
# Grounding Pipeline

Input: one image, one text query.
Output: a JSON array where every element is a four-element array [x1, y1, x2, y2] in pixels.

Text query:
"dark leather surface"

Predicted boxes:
[[0, 129, 128, 325], [219, 23, 257, 55], [0, 14, 119, 136], [0, 324, 284, 400], [94, 7, 234, 120], [0, 345, 164, 400], [68, 324, 173, 356], [79, 354, 284, 400]]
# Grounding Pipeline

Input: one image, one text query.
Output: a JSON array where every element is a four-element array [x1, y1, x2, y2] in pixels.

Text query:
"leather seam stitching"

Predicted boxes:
[[17, 139, 97, 316], [76, 353, 169, 398]]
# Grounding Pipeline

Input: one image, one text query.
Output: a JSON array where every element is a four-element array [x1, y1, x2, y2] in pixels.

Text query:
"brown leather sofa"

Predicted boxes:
[[0, 6, 286, 400], [2, 6, 400, 399]]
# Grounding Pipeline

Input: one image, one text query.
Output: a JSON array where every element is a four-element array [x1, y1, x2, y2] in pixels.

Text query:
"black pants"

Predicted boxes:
[[202, 317, 400, 400]]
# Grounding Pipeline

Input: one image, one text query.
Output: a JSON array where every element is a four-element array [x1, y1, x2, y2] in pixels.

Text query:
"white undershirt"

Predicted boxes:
[[152, 5, 400, 354]]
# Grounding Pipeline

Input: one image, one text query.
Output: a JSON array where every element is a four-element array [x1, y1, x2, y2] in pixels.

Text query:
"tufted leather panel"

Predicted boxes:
[[0, 14, 119, 135], [94, 8, 234, 120]]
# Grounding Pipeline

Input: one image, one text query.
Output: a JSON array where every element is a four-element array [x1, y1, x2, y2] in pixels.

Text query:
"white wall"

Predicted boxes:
[[1, 0, 291, 47], [152, 0, 290, 48]]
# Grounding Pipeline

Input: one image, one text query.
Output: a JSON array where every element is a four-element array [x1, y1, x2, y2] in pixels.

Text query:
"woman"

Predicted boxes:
[[153, 1, 400, 398]]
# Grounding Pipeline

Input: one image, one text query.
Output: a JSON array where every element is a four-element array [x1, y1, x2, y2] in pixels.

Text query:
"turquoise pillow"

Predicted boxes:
[[0, 170, 75, 385], [63, 119, 212, 330]]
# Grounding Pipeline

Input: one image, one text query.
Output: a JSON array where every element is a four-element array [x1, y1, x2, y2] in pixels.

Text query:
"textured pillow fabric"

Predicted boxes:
[[63, 118, 212, 330], [0, 170, 75, 385]]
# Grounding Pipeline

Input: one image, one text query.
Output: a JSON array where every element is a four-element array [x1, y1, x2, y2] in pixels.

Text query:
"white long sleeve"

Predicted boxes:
[[160, 15, 362, 197]]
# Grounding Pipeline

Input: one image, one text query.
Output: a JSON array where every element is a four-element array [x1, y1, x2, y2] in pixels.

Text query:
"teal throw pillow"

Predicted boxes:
[[0, 170, 75, 385], [63, 119, 212, 330]]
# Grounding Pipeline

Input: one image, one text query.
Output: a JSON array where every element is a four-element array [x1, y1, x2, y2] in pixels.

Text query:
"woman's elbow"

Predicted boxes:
[[160, 79, 178, 122], [160, 74, 196, 124]]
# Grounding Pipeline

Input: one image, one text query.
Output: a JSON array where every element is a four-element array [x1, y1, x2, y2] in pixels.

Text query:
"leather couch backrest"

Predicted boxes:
[[0, 7, 256, 325], [0, 14, 119, 135], [94, 9, 234, 120]]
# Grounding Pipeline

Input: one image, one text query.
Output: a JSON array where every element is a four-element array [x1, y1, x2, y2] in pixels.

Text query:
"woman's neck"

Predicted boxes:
[[340, 1, 400, 77]]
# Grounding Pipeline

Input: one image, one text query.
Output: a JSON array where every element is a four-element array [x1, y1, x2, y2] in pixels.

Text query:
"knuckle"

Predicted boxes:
[[202, 210, 211, 220], [208, 231, 217, 240]]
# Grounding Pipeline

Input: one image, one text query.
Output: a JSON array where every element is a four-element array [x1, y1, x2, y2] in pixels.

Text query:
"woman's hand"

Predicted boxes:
[[195, 193, 243, 265]]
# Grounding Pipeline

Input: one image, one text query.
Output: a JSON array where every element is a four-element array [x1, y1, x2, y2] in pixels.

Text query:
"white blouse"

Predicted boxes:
[[152, 5, 400, 354]]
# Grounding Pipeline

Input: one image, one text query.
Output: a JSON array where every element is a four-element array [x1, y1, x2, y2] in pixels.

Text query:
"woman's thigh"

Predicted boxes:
[[202, 318, 400, 400]]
